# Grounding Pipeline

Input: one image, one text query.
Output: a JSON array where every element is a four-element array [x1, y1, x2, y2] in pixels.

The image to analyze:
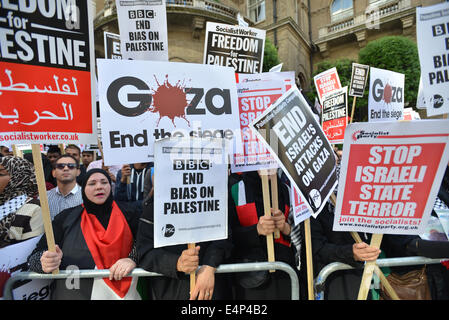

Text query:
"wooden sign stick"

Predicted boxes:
[[12, 145, 22, 158], [187, 243, 196, 290], [357, 233, 383, 300], [330, 194, 399, 299], [269, 173, 281, 239], [261, 171, 275, 272], [350, 97, 357, 124], [304, 218, 315, 300], [58, 144, 65, 155], [31, 144, 58, 275]]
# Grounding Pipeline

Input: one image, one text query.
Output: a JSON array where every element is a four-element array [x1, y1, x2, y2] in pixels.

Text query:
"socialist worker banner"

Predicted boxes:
[[203, 22, 265, 74], [0, 0, 97, 144], [333, 120, 449, 235], [321, 87, 348, 144]]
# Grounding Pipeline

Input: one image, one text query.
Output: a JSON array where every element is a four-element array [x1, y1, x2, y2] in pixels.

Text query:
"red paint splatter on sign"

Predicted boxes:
[[383, 83, 392, 104], [150, 75, 190, 127]]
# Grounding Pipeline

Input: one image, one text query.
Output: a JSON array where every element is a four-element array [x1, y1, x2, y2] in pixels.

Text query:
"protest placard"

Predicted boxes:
[[321, 87, 348, 144], [97, 59, 241, 166], [153, 137, 228, 248], [368, 67, 405, 122], [250, 87, 337, 216], [236, 71, 295, 87], [0, 236, 51, 300], [416, 2, 449, 117], [203, 22, 265, 74], [290, 184, 312, 225], [349, 63, 369, 98], [231, 79, 292, 173], [333, 120, 449, 235], [313, 67, 341, 105], [0, 0, 97, 144], [115, 0, 168, 61], [104, 32, 122, 59]]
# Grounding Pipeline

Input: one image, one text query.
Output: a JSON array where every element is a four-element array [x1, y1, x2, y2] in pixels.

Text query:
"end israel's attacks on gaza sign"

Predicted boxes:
[[97, 59, 241, 166], [153, 138, 228, 248], [416, 2, 449, 117], [250, 87, 338, 216], [333, 120, 449, 235]]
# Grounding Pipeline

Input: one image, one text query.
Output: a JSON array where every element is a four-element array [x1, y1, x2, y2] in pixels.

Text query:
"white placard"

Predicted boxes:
[[333, 120, 449, 235], [153, 138, 228, 248], [416, 2, 449, 117], [368, 67, 405, 122], [115, 0, 168, 61], [97, 59, 241, 166]]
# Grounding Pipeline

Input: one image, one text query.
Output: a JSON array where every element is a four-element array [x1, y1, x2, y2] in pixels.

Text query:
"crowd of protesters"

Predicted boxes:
[[0, 142, 449, 300]]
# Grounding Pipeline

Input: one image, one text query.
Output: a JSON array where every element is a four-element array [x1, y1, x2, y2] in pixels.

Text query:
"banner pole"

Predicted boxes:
[[330, 193, 398, 299], [350, 96, 357, 124], [304, 218, 315, 300], [269, 173, 281, 239], [261, 171, 275, 272], [12, 145, 22, 158], [357, 233, 383, 300], [31, 144, 58, 274], [188, 243, 196, 292]]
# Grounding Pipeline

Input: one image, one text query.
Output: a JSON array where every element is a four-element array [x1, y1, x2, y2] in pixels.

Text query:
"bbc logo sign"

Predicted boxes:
[[432, 22, 449, 37], [128, 10, 154, 19]]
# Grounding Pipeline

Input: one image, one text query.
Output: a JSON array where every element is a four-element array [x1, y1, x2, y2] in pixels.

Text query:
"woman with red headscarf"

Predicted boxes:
[[27, 169, 141, 300]]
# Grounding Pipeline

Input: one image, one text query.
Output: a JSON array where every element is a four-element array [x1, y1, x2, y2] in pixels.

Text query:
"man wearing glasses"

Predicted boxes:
[[46, 154, 83, 220]]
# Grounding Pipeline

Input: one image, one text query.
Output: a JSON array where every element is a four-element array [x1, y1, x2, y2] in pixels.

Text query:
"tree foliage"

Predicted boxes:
[[308, 36, 420, 122], [262, 38, 281, 72], [358, 36, 420, 112]]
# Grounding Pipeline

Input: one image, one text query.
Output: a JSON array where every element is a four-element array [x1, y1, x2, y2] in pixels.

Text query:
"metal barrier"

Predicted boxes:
[[3, 261, 299, 300], [314, 256, 448, 300]]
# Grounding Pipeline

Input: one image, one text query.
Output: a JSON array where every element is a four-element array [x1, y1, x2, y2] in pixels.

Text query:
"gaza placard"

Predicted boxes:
[[203, 22, 265, 74], [333, 120, 449, 235], [97, 59, 241, 166], [0, 0, 97, 144], [250, 87, 338, 216], [368, 67, 404, 122], [416, 2, 449, 117], [153, 138, 228, 248]]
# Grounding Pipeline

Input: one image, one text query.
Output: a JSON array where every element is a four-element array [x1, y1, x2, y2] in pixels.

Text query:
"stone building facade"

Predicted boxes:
[[93, 0, 446, 91]]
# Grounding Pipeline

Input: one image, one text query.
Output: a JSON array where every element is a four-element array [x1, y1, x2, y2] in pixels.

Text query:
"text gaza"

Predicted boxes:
[[106, 76, 232, 117]]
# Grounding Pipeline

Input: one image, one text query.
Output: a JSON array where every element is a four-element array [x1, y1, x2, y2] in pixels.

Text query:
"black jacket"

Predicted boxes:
[[136, 196, 233, 300]]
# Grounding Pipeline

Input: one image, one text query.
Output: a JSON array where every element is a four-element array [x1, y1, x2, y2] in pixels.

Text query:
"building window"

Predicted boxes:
[[330, 0, 353, 22], [248, 0, 266, 23]]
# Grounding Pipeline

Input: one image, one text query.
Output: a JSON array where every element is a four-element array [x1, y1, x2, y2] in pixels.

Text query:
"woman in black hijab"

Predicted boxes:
[[27, 169, 141, 300]]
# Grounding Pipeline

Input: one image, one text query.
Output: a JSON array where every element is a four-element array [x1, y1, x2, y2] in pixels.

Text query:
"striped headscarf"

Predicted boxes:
[[0, 156, 38, 206]]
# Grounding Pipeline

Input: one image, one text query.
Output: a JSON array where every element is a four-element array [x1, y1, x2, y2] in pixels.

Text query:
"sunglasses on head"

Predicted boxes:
[[55, 163, 78, 170]]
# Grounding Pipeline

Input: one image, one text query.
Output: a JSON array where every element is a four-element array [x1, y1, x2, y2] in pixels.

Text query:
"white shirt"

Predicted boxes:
[[47, 184, 83, 220]]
